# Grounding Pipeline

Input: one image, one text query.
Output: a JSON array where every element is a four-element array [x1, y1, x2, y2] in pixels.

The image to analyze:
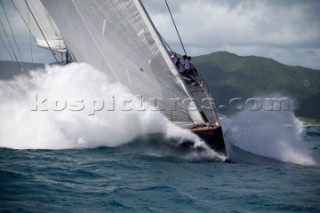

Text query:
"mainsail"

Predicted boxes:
[[16, 0, 221, 129]]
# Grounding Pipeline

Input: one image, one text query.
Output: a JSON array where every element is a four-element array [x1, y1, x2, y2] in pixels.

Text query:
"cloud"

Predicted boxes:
[[1, 0, 319, 69], [142, 0, 320, 69]]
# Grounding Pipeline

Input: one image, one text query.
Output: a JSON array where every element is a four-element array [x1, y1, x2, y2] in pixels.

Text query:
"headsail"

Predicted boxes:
[[12, 0, 66, 51]]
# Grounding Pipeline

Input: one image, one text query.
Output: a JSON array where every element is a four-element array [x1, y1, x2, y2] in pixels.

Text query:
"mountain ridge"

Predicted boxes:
[[193, 51, 320, 120], [1, 52, 319, 120]]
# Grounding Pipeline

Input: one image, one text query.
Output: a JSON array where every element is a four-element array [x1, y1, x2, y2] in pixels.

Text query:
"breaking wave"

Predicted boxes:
[[223, 102, 316, 166], [0, 63, 225, 160]]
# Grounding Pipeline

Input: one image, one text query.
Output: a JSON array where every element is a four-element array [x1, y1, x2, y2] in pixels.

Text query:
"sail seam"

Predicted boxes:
[[71, 0, 120, 82]]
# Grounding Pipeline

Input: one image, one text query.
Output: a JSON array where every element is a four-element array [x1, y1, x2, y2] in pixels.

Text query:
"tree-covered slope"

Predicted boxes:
[[193, 51, 320, 119]]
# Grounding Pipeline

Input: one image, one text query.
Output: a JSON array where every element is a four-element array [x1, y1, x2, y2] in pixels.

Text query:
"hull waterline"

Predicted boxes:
[[191, 126, 227, 156]]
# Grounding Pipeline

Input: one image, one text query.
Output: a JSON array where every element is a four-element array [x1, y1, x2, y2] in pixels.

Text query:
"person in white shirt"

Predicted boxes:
[[177, 59, 185, 73], [185, 56, 199, 86], [187, 56, 193, 70], [184, 56, 191, 73], [180, 55, 186, 69], [171, 52, 178, 65]]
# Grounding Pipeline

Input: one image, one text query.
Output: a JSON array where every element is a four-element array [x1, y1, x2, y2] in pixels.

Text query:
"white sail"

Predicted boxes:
[[12, 0, 66, 50], [39, 0, 208, 127]]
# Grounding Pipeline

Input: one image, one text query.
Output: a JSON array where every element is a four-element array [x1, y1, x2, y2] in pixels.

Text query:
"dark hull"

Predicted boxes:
[[191, 126, 226, 155]]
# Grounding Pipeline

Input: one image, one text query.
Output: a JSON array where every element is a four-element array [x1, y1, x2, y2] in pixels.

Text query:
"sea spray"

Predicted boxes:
[[222, 102, 316, 165], [0, 63, 224, 160]]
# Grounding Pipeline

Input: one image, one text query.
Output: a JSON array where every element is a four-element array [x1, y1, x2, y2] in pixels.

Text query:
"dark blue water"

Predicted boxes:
[[1, 128, 320, 213], [1, 64, 319, 212]]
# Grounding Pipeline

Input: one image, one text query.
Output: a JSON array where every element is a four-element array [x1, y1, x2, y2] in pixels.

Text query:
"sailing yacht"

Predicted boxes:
[[12, 0, 227, 156]]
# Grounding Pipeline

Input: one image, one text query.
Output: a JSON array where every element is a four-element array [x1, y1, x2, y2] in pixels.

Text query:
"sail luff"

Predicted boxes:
[[133, 0, 205, 125]]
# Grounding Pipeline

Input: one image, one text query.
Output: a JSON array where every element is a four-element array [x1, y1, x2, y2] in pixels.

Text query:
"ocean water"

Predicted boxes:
[[1, 64, 319, 212]]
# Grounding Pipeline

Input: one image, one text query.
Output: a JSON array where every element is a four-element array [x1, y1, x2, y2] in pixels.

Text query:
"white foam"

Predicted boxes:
[[223, 104, 316, 166], [0, 62, 223, 161]]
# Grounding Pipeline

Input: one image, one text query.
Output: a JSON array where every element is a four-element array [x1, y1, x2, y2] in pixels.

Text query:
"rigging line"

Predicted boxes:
[[164, 0, 187, 56], [27, 3, 33, 63], [0, 17, 21, 66], [0, 0, 23, 62], [0, 33, 14, 60], [23, 0, 60, 64], [156, 29, 173, 53]]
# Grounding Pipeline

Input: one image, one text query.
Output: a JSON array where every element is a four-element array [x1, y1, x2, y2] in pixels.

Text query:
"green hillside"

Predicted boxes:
[[193, 51, 320, 120]]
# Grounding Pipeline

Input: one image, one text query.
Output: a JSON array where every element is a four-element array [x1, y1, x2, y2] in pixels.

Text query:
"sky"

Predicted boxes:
[[1, 0, 320, 69], [0, 0, 59, 64], [141, 0, 320, 69]]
